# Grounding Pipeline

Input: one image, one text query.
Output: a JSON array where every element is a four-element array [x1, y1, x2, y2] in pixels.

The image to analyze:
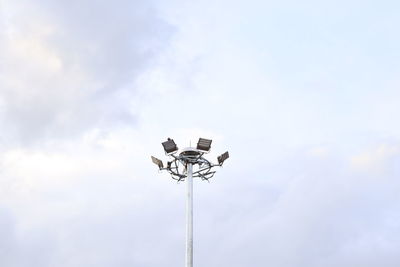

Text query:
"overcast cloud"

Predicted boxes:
[[1, 0, 400, 266], [0, 0, 173, 144]]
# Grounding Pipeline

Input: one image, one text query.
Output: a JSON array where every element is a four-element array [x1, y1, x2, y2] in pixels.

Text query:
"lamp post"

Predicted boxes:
[[151, 138, 229, 267]]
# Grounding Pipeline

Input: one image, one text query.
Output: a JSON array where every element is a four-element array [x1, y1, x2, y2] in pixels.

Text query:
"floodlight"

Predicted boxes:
[[152, 137, 228, 267], [197, 138, 212, 151], [217, 151, 229, 165], [151, 156, 164, 169], [162, 138, 178, 154]]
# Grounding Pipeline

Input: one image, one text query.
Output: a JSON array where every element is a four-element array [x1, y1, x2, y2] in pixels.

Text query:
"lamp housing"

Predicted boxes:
[[197, 138, 212, 152], [162, 138, 178, 154], [217, 151, 229, 165], [151, 156, 164, 169]]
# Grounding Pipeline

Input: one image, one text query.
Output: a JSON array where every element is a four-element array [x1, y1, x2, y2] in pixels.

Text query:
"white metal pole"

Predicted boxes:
[[185, 163, 193, 267]]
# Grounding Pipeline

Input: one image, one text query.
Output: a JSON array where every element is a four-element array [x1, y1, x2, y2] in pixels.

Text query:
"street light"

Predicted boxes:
[[151, 137, 229, 267]]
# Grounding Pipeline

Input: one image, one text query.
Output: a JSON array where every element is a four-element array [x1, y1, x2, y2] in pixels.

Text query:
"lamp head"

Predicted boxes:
[[197, 138, 212, 152], [217, 151, 229, 165], [162, 138, 178, 154]]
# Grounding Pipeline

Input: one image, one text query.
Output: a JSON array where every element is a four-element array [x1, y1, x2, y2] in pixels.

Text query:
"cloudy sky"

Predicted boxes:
[[1, 0, 400, 266]]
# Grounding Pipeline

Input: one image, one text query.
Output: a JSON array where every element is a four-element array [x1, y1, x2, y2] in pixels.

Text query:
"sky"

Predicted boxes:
[[1, 0, 400, 266]]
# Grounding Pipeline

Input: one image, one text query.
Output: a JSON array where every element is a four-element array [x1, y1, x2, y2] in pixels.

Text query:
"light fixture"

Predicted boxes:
[[217, 151, 229, 165], [196, 138, 212, 152], [151, 156, 164, 169], [162, 138, 178, 154]]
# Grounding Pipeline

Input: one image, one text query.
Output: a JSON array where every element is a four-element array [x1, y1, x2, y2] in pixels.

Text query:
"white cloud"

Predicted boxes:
[[1, 0, 400, 266], [351, 143, 400, 172]]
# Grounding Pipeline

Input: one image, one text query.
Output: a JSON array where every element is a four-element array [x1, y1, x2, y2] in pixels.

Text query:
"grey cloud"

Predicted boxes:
[[0, 0, 174, 145], [41, 0, 172, 85]]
